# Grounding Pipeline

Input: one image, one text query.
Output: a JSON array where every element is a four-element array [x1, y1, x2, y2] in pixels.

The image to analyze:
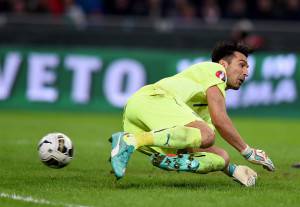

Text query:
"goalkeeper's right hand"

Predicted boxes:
[[241, 145, 275, 171]]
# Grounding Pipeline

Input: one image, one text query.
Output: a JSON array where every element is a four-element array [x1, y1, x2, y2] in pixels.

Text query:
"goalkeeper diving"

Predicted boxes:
[[109, 41, 275, 187]]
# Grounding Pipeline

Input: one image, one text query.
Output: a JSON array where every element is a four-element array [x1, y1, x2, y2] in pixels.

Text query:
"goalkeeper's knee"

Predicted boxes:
[[215, 148, 230, 167], [171, 126, 201, 148], [185, 121, 215, 148]]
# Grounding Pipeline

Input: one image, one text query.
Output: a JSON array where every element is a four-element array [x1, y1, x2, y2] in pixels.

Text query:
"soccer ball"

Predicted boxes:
[[38, 132, 74, 168]]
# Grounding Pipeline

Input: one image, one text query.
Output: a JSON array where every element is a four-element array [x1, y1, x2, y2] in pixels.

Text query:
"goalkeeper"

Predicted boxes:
[[109, 41, 275, 186]]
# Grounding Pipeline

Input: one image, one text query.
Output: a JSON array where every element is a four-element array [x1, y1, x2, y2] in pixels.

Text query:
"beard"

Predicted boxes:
[[226, 79, 241, 90]]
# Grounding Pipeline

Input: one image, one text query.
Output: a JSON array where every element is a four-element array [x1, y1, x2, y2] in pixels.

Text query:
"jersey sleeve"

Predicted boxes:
[[202, 62, 227, 98]]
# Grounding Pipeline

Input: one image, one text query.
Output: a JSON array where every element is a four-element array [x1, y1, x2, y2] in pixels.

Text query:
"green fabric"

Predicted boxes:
[[123, 62, 227, 154], [123, 87, 204, 155], [155, 62, 227, 102], [193, 152, 226, 174], [152, 61, 227, 130], [151, 126, 201, 149]]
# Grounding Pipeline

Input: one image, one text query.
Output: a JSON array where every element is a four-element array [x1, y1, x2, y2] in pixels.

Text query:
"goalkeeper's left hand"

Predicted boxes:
[[233, 165, 257, 187], [241, 145, 275, 171]]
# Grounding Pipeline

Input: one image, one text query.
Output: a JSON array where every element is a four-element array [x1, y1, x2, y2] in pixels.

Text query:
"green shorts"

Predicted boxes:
[[123, 85, 213, 155]]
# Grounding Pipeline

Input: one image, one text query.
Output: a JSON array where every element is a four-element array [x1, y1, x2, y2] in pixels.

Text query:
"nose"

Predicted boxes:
[[243, 67, 249, 77]]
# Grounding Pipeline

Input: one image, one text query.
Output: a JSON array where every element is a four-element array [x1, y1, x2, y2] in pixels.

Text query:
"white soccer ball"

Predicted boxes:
[[38, 132, 74, 168]]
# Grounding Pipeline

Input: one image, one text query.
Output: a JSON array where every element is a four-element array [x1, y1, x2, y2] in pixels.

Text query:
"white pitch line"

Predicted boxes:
[[0, 192, 92, 207]]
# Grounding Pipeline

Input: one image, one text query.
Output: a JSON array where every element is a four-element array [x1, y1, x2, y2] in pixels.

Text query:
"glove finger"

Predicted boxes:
[[247, 175, 256, 187], [253, 150, 275, 171], [262, 159, 275, 171]]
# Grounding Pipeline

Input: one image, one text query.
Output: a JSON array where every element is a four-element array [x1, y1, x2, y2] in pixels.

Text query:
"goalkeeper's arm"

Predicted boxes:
[[207, 86, 275, 171]]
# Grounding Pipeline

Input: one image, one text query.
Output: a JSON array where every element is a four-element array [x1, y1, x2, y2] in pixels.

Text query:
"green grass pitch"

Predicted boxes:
[[0, 110, 300, 207]]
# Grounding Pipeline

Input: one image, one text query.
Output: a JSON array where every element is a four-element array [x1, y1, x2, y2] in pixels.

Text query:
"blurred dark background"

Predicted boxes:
[[1, 0, 300, 51]]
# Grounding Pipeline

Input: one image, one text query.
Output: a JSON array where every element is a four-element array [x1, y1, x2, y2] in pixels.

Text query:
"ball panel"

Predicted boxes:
[[38, 132, 74, 169]]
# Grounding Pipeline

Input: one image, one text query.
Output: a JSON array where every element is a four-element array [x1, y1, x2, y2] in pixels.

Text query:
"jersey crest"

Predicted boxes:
[[215, 70, 227, 82]]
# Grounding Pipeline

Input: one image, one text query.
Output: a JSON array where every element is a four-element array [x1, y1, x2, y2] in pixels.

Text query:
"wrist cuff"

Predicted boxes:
[[227, 163, 237, 177]]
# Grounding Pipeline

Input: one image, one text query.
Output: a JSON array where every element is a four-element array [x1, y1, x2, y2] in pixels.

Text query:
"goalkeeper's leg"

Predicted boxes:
[[156, 146, 257, 187], [110, 121, 214, 178], [124, 120, 215, 150], [178, 146, 229, 173]]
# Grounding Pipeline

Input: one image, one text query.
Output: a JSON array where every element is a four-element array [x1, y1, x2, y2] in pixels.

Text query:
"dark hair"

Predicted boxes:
[[211, 41, 253, 63]]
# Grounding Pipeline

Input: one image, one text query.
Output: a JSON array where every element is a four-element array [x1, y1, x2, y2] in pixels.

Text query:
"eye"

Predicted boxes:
[[239, 63, 245, 68]]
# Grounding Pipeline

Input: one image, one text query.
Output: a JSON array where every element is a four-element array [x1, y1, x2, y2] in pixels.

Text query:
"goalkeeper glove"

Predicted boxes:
[[241, 145, 275, 171], [233, 165, 257, 187]]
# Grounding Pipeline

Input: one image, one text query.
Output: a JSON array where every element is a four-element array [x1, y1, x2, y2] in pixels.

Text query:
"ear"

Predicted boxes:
[[218, 59, 229, 69]]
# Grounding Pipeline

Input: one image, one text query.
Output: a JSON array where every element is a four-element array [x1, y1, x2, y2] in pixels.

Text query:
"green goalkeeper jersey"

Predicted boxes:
[[149, 62, 227, 127], [155, 62, 227, 107]]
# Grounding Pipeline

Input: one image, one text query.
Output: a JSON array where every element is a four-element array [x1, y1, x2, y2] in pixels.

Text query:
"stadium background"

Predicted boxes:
[[1, 1, 300, 207]]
